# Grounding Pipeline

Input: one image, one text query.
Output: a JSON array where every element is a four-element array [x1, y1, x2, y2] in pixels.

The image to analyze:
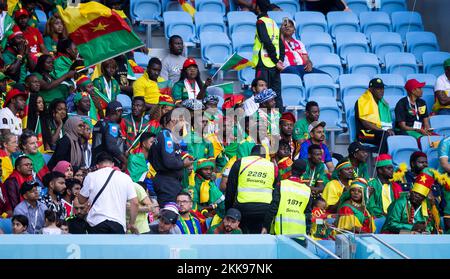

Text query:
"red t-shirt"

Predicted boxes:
[[13, 25, 44, 54]]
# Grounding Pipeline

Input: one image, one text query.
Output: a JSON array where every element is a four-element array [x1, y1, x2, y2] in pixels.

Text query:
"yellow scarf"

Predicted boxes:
[[381, 183, 392, 214], [200, 180, 210, 203], [357, 90, 391, 129]]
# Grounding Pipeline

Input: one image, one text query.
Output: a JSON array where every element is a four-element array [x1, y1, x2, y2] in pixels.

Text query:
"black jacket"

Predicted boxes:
[[148, 128, 184, 179]]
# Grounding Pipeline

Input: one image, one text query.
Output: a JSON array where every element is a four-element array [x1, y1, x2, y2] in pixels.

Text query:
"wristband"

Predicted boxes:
[[16, 54, 23, 60]]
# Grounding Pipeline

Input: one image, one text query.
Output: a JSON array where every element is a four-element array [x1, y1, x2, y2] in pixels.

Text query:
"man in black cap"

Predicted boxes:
[[92, 100, 127, 170], [207, 208, 242, 234], [149, 203, 181, 234], [13, 181, 48, 234], [355, 78, 394, 154], [348, 141, 370, 180]]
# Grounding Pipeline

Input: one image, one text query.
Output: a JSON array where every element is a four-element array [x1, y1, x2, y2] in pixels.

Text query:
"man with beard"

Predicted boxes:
[[322, 159, 354, 213], [161, 35, 186, 84], [280, 112, 300, 159], [0, 87, 27, 136], [207, 208, 242, 234], [175, 192, 202, 234], [299, 121, 334, 172], [293, 101, 319, 144], [66, 196, 89, 234], [348, 141, 370, 180], [120, 97, 150, 151], [302, 144, 329, 199]]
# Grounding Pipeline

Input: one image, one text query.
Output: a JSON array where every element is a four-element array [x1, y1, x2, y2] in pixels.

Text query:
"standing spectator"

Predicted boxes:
[[207, 208, 242, 234], [0, 133, 17, 181], [19, 130, 49, 181], [41, 171, 67, 220], [66, 197, 89, 234], [12, 9, 48, 60], [433, 58, 450, 115], [293, 101, 320, 144], [348, 141, 370, 181], [304, 0, 351, 14], [42, 210, 62, 234], [11, 214, 28, 234], [149, 203, 181, 234], [13, 181, 48, 234], [0, 88, 27, 136], [5, 155, 33, 209], [175, 192, 202, 234], [43, 15, 68, 55], [120, 97, 150, 151], [254, 88, 281, 141], [78, 152, 139, 234], [161, 35, 186, 84], [302, 144, 329, 199], [127, 182, 154, 234], [171, 58, 212, 103], [42, 99, 67, 151], [92, 59, 121, 113], [395, 79, 433, 139], [133, 57, 166, 110], [322, 159, 354, 213], [3, 31, 36, 83], [243, 78, 267, 117], [299, 121, 334, 172]]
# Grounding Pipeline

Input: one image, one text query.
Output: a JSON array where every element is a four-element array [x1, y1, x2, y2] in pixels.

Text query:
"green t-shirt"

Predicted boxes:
[[3, 49, 28, 83], [52, 55, 72, 79], [44, 36, 57, 54], [172, 80, 205, 102], [293, 118, 310, 141], [207, 223, 242, 234], [34, 72, 70, 105]]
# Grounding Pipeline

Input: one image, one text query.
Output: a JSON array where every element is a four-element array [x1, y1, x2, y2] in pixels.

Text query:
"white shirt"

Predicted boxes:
[[435, 74, 450, 93], [0, 107, 22, 136], [243, 96, 259, 116], [80, 167, 137, 231]]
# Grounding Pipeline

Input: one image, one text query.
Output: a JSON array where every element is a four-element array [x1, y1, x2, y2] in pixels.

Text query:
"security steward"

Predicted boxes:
[[92, 101, 127, 170], [272, 159, 311, 237], [149, 109, 194, 207], [225, 144, 280, 234], [253, 0, 285, 111]]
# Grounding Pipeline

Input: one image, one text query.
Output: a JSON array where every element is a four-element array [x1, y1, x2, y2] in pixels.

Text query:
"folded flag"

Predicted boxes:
[[158, 80, 172, 96]]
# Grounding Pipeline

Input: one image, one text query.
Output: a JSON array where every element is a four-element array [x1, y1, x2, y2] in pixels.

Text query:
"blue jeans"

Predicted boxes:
[[282, 65, 329, 79]]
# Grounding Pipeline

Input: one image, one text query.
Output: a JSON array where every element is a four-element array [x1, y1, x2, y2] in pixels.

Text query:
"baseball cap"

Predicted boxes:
[[4, 88, 28, 108], [106, 100, 123, 113], [369, 78, 384, 89], [159, 202, 180, 224], [14, 8, 29, 18], [183, 57, 197, 69], [308, 120, 326, 134], [404, 79, 426, 93], [225, 208, 241, 221], [348, 141, 369, 155], [20, 181, 39, 196]]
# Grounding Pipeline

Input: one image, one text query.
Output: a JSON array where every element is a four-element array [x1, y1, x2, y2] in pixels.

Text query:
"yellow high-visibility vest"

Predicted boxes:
[[252, 16, 280, 68], [237, 156, 275, 204]]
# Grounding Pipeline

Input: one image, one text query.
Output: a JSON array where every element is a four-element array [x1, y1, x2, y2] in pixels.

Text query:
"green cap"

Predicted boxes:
[[444, 58, 450, 69]]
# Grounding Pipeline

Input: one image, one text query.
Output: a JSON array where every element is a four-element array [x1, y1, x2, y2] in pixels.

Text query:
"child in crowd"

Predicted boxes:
[[310, 197, 334, 240], [42, 210, 62, 235], [12, 215, 29, 234]]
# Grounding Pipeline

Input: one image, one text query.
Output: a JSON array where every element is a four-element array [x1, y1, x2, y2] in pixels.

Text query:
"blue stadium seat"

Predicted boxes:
[[231, 32, 255, 53], [162, 0, 182, 11], [370, 32, 403, 64], [422, 51, 450, 77], [294, 12, 327, 35], [200, 31, 232, 64], [281, 73, 305, 107], [163, 11, 196, 43], [301, 32, 334, 54], [428, 149, 440, 169], [407, 74, 437, 113], [335, 32, 370, 63], [387, 135, 420, 166], [430, 115, 450, 136], [339, 73, 370, 108], [194, 12, 226, 35], [380, 0, 407, 14], [374, 74, 406, 108], [359, 11, 391, 38], [327, 11, 360, 38], [268, 11, 292, 27], [347, 108, 357, 140], [35, 9, 47, 33], [406, 32, 440, 63], [227, 11, 257, 35], [195, 0, 226, 15], [134, 52, 150, 68], [346, 0, 370, 15], [237, 52, 255, 85], [347, 52, 381, 77], [391, 11, 424, 42], [117, 94, 132, 115], [374, 217, 386, 234], [420, 136, 443, 155], [304, 73, 337, 101], [270, 0, 300, 15], [309, 53, 343, 83], [385, 52, 418, 79], [316, 99, 343, 128], [131, 0, 162, 21]]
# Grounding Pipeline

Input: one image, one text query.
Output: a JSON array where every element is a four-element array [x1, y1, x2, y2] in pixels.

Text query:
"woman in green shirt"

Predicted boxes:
[[43, 15, 68, 55], [172, 58, 212, 102]]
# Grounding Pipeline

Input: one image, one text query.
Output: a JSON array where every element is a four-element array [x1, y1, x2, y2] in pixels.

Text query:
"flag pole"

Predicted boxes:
[[211, 52, 236, 79], [127, 124, 150, 153]]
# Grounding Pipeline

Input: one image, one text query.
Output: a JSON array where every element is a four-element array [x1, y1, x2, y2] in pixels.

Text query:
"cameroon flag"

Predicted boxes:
[[178, 0, 196, 17], [220, 52, 254, 71], [56, 2, 144, 67]]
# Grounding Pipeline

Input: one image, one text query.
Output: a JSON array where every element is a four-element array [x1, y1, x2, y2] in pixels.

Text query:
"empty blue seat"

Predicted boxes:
[[163, 11, 196, 42], [343, 95, 360, 115], [420, 136, 443, 155], [268, 11, 292, 27], [374, 74, 406, 107], [195, 0, 226, 14], [430, 115, 450, 135], [370, 32, 403, 64], [317, 100, 342, 128], [359, 11, 391, 38], [406, 32, 440, 63], [131, 0, 162, 21], [347, 52, 381, 77], [304, 73, 337, 100], [200, 32, 232, 64], [301, 32, 334, 54], [162, 0, 182, 11], [407, 73, 437, 113], [339, 73, 370, 105], [35, 9, 47, 33], [309, 53, 343, 83], [270, 0, 300, 15], [195, 12, 226, 35], [335, 32, 369, 63], [327, 11, 360, 38], [237, 52, 255, 85], [294, 11, 327, 35], [380, 0, 407, 14], [281, 73, 305, 106], [347, 108, 358, 140], [134, 52, 150, 68], [423, 51, 450, 77], [227, 11, 257, 35], [385, 52, 418, 79], [346, 0, 370, 14], [387, 135, 420, 166], [231, 32, 254, 53], [391, 11, 424, 42]]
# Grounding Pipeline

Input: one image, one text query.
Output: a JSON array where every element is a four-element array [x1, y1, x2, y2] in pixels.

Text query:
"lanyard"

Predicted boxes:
[[414, 204, 422, 219], [179, 214, 199, 234], [308, 167, 316, 187], [29, 205, 38, 233], [103, 77, 112, 101], [407, 96, 419, 121], [131, 116, 143, 136]]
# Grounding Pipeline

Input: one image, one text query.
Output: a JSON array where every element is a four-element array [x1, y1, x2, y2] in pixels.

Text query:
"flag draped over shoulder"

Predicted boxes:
[[220, 53, 254, 71], [179, 0, 196, 17], [56, 2, 144, 67]]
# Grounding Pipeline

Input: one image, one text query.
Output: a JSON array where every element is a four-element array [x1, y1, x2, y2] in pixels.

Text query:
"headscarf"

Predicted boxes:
[[181, 99, 204, 111], [254, 88, 276, 104], [331, 160, 352, 180], [53, 160, 71, 174], [63, 116, 84, 167], [337, 178, 369, 210]]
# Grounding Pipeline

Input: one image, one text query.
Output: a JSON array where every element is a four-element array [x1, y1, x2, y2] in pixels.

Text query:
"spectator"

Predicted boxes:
[[127, 182, 153, 234], [47, 116, 85, 170], [13, 180, 47, 234], [53, 161, 73, 179], [302, 144, 329, 199], [355, 78, 394, 154], [41, 171, 67, 220], [304, 0, 351, 14], [68, 91, 98, 129], [348, 141, 370, 181], [395, 79, 433, 139], [172, 58, 212, 103], [73, 166, 86, 184], [275, 140, 293, 180], [0, 159, 12, 217], [0, 88, 27, 136], [59, 220, 69, 234], [61, 178, 81, 217], [78, 152, 139, 234], [93, 59, 121, 112], [19, 130, 50, 181], [161, 35, 186, 84], [52, 38, 78, 81], [322, 159, 354, 213], [42, 99, 67, 151], [3, 31, 36, 83], [433, 58, 450, 115], [149, 202, 181, 234], [66, 197, 89, 234], [42, 209, 62, 234], [207, 208, 243, 234], [299, 121, 334, 172], [0, 133, 17, 181], [5, 155, 33, 209], [133, 57, 166, 110], [43, 15, 68, 55], [280, 112, 300, 159], [253, 0, 285, 111], [12, 214, 28, 234], [23, 75, 47, 150], [293, 101, 320, 144], [175, 192, 202, 234], [0, 73, 8, 108], [280, 18, 327, 79], [120, 96, 150, 150], [243, 78, 267, 117], [113, 54, 135, 97], [254, 88, 281, 140], [148, 94, 175, 135]]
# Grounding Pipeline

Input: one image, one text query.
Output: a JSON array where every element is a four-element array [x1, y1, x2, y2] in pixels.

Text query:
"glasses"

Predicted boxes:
[[176, 200, 191, 205]]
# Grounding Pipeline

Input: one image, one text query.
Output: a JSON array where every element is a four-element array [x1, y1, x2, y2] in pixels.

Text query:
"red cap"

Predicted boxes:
[[4, 88, 28, 108], [280, 112, 296, 123], [183, 58, 197, 69], [405, 79, 426, 93], [14, 8, 29, 18]]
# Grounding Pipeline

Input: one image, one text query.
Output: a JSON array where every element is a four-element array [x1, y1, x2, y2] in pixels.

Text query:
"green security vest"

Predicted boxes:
[[272, 179, 310, 235], [237, 156, 275, 204], [252, 16, 280, 68]]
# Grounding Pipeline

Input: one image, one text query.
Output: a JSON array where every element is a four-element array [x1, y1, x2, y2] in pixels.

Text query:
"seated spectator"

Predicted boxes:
[[0, 133, 18, 181], [207, 208, 242, 234], [280, 112, 300, 159], [13, 180, 48, 234], [0, 88, 27, 136], [133, 57, 165, 110], [172, 58, 212, 103], [0, 73, 8, 108], [68, 91, 98, 129], [43, 15, 68, 55], [299, 121, 334, 172], [243, 78, 267, 117], [293, 101, 320, 144], [310, 197, 333, 240], [3, 31, 36, 83], [274, 140, 293, 180], [19, 130, 50, 181], [42, 99, 67, 151], [147, 95, 175, 136], [433, 58, 450, 115], [280, 18, 327, 79], [304, 0, 351, 14], [66, 197, 89, 234], [93, 59, 121, 112], [42, 209, 62, 234], [24, 77, 47, 150], [161, 35, 187, 84], [12, 214, 28, 234], [41, 171, 67, 220], [302, 144, 329, 198], [53, 161, 74, 179], [348, 142, 370, 181], [254, 88, 281, 141], [322, 159, 354, 213], [61, 177, 80, 217], [5, 156, 34, 209], [355, 78, 394, 154], [52, 38, 78, 81], [176, 192, 203, 234], [395, 79, 434, 140], [149, 203, 182, 234]]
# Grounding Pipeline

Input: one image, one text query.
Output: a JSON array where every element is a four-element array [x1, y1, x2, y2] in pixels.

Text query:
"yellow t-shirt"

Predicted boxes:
[[132, 72, 165, 105], [322, 180, 345, 207], [1, 155, 13, 182]]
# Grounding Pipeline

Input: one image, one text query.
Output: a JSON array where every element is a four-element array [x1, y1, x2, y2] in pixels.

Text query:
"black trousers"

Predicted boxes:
[[359, 129, 390, 154], [255, 66, 283, 112], [87, 220, 125, 234], [153, 174, 182, 207], [238, 210, 266, 234]]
